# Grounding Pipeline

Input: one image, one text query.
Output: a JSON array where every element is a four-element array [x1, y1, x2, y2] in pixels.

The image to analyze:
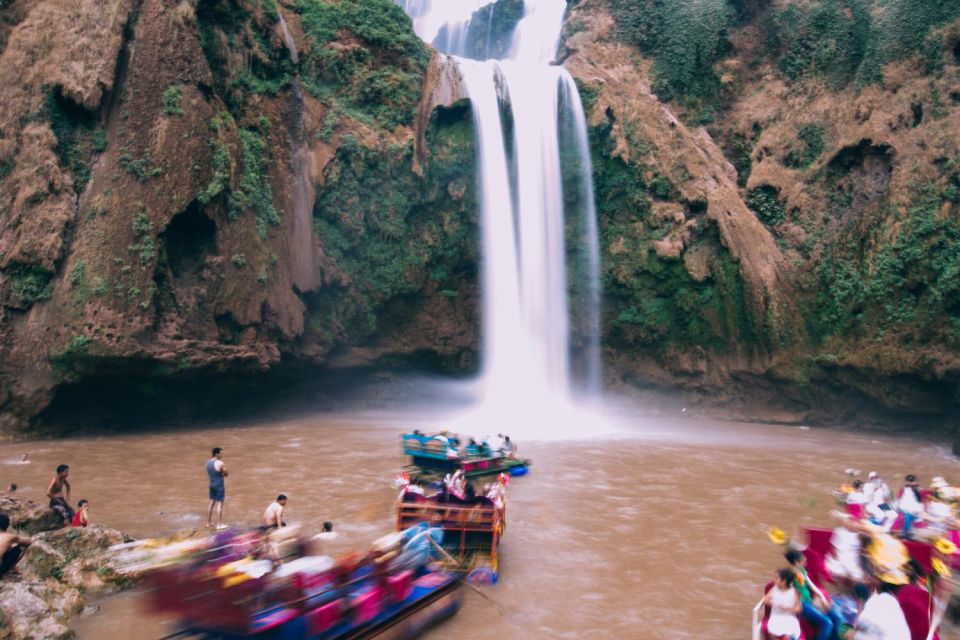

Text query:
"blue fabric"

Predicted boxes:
[[903, 512, 916, 538], [207, 459, 224, 501], [801, 600, 834, 640]]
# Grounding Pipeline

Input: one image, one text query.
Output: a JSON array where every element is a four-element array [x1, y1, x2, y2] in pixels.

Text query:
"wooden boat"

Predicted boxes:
[[401, 432, 530, 479], [137, 528, 462, 639], [396, 477, 507, 583], [750, 526, 954, 640]]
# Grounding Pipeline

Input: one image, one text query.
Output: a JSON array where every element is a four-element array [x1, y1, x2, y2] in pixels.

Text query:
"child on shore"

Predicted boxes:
[[71, 499, 89, 527]]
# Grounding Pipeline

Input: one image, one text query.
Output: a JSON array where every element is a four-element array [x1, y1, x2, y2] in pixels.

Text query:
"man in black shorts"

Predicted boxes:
[[0, 513, 31, 579]]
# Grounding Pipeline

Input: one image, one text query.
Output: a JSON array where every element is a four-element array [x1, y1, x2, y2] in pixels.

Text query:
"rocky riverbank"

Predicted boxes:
[[0, 496, 133, 640]]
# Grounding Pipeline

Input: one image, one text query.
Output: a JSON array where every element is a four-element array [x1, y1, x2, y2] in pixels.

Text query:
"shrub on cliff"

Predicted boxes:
[[297, 0, 430, 129]]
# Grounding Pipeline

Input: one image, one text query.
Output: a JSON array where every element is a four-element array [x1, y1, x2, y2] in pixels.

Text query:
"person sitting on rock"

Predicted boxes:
[[0, 513, 31, 580], [47, 464, 74, 524], [71, 499, 90, 527]]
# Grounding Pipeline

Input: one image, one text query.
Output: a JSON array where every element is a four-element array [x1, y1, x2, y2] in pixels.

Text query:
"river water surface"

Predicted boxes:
[[2, 399, 958, 639]]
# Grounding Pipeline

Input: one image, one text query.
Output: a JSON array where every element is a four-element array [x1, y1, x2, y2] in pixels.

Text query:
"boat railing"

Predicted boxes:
[[397, 501, 502, 534], [751, 598, 764, 640]]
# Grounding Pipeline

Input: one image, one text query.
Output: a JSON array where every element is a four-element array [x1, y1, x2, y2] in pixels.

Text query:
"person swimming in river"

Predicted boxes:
[[47, 464, 74, 524], [71, 499, 90, 527], [261, 494, 287, 531], [206, 447, 229, 530], [0, 513, 31, 580]]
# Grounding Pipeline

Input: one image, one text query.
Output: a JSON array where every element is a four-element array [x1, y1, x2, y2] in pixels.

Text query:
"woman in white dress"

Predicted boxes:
[[765, 568, 803, 640]]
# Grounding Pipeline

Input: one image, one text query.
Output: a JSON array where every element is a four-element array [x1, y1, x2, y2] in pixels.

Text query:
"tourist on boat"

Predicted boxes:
[[896, 475, 923, 540], [261, 495, 287, 530], [486, 433, 504, 454], [765, 567, 803, 640], [896, 561, 938, 640], [850, 582, 911, 640], [784, 548, 842, 640], [206, 447, 229, 530], [0, 513, 31, 580], [46, 464, 74, 524], [71, 499, 90, 527], [847, 480, 869, 519], [503, 436, 516, 456], [826, 520, 865, 581], [865, 473, 897, 532]]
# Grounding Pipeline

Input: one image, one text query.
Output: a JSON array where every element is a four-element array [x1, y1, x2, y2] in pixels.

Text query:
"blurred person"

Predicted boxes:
[[764, 567, 802, 640], [71, 499, 90, 527], [46, 464, 73, 524], [851, 582, 910, 640], [785, 548, 842, 640], [826, 520, 865, 582], [261, 494, 287, 530], [847, 480, 869, 518], [2, 483, 15, 495], [896, 475, 923, 540], [0, 513, 31, 579], [866, 472, 897, 532], [896, 561, 938, 640], [206, 447, 229, 530]]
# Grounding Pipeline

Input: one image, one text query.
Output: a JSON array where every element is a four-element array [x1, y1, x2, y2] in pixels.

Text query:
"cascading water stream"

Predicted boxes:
[[279, 12, 320, 292], [400, 0, 603, 431]]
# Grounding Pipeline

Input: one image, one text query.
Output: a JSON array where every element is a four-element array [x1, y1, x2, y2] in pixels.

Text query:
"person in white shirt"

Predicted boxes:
[[764, 568, 802, 640], [261, 494, 287, 530], [852, 584, 910, 640], [826, 520, 865, 581], [865, 472, 897, 532], [896, 475, 924, 540]]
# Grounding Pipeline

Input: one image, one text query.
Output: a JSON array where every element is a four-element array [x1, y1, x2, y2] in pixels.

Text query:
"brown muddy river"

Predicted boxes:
[[1, 397, 958, 639]]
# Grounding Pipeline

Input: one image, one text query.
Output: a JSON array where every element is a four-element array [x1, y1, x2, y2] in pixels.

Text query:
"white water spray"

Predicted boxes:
[[400, 0, 604, 435]]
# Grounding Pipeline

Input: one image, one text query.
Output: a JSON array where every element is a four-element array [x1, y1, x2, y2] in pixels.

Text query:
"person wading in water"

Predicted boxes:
[[206, 447, 229, 530]]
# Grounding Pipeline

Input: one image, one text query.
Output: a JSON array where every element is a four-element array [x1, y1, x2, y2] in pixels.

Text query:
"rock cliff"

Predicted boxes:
[[0, 0, 959, 435]]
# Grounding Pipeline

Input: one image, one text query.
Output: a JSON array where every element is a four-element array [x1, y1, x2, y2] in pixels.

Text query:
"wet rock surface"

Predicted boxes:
[[0, 497, 132, 640]]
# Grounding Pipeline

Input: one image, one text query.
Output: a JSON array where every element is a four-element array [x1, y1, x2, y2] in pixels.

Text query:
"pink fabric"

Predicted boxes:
[[387, 570, 413, 602], [306, 599, 343, 635], [896, 584, 938, 640], [351, 586, 385, 624], [903, 540, 934, 575], [846, 503, 864, 519]]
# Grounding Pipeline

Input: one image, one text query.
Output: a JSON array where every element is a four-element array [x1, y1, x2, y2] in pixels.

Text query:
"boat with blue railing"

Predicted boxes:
[[401, 431, 530, 480]]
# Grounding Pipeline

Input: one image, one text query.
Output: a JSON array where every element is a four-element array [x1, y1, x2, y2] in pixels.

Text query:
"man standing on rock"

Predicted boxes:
[[46, 464, 74, 524], [206, 447, 229, 530], [0, 513, 31, 579]]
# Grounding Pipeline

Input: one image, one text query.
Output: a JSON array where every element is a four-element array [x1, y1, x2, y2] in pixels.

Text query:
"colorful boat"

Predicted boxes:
[[396, 474, 507, 583], [750, 526, 954, 640], [401, 432, 530, 479], [127, 526, 462, 639]]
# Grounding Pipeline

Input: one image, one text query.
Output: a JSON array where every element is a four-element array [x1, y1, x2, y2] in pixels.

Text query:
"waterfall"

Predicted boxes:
[[400, 0, 602, 418], [278, 12, 319, 292]]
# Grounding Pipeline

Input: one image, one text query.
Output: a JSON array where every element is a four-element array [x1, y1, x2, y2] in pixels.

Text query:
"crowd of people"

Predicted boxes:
[[763, 470, 956, 640], [0, 446, 329, 582], [409, 430, 517, 459]]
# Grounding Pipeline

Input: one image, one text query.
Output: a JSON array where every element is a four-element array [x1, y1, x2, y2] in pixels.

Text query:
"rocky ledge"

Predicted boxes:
[[0, 496, 133, 640]]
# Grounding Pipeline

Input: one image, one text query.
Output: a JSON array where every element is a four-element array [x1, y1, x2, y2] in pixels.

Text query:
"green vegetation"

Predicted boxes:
[[198, 139, 231, 206], [129, 213, 156, 266], [162, 86, 185, 117], [589, 119, 755, 350], [7, 264, 53, 308], [66, 334, 91, 354], [611, 0, 732, 99], [810, 183, 960, 345], [310, 106, 477, 341], [231, 254, 247, 268], [44, 90, 100, 194], [746, 186, 786, 227], [611, 0, 960, 101], [296, 0, 431, 129], [785, 123, 826, 168], [119, 149, 159, 183], [231, 129, 279, 238]]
